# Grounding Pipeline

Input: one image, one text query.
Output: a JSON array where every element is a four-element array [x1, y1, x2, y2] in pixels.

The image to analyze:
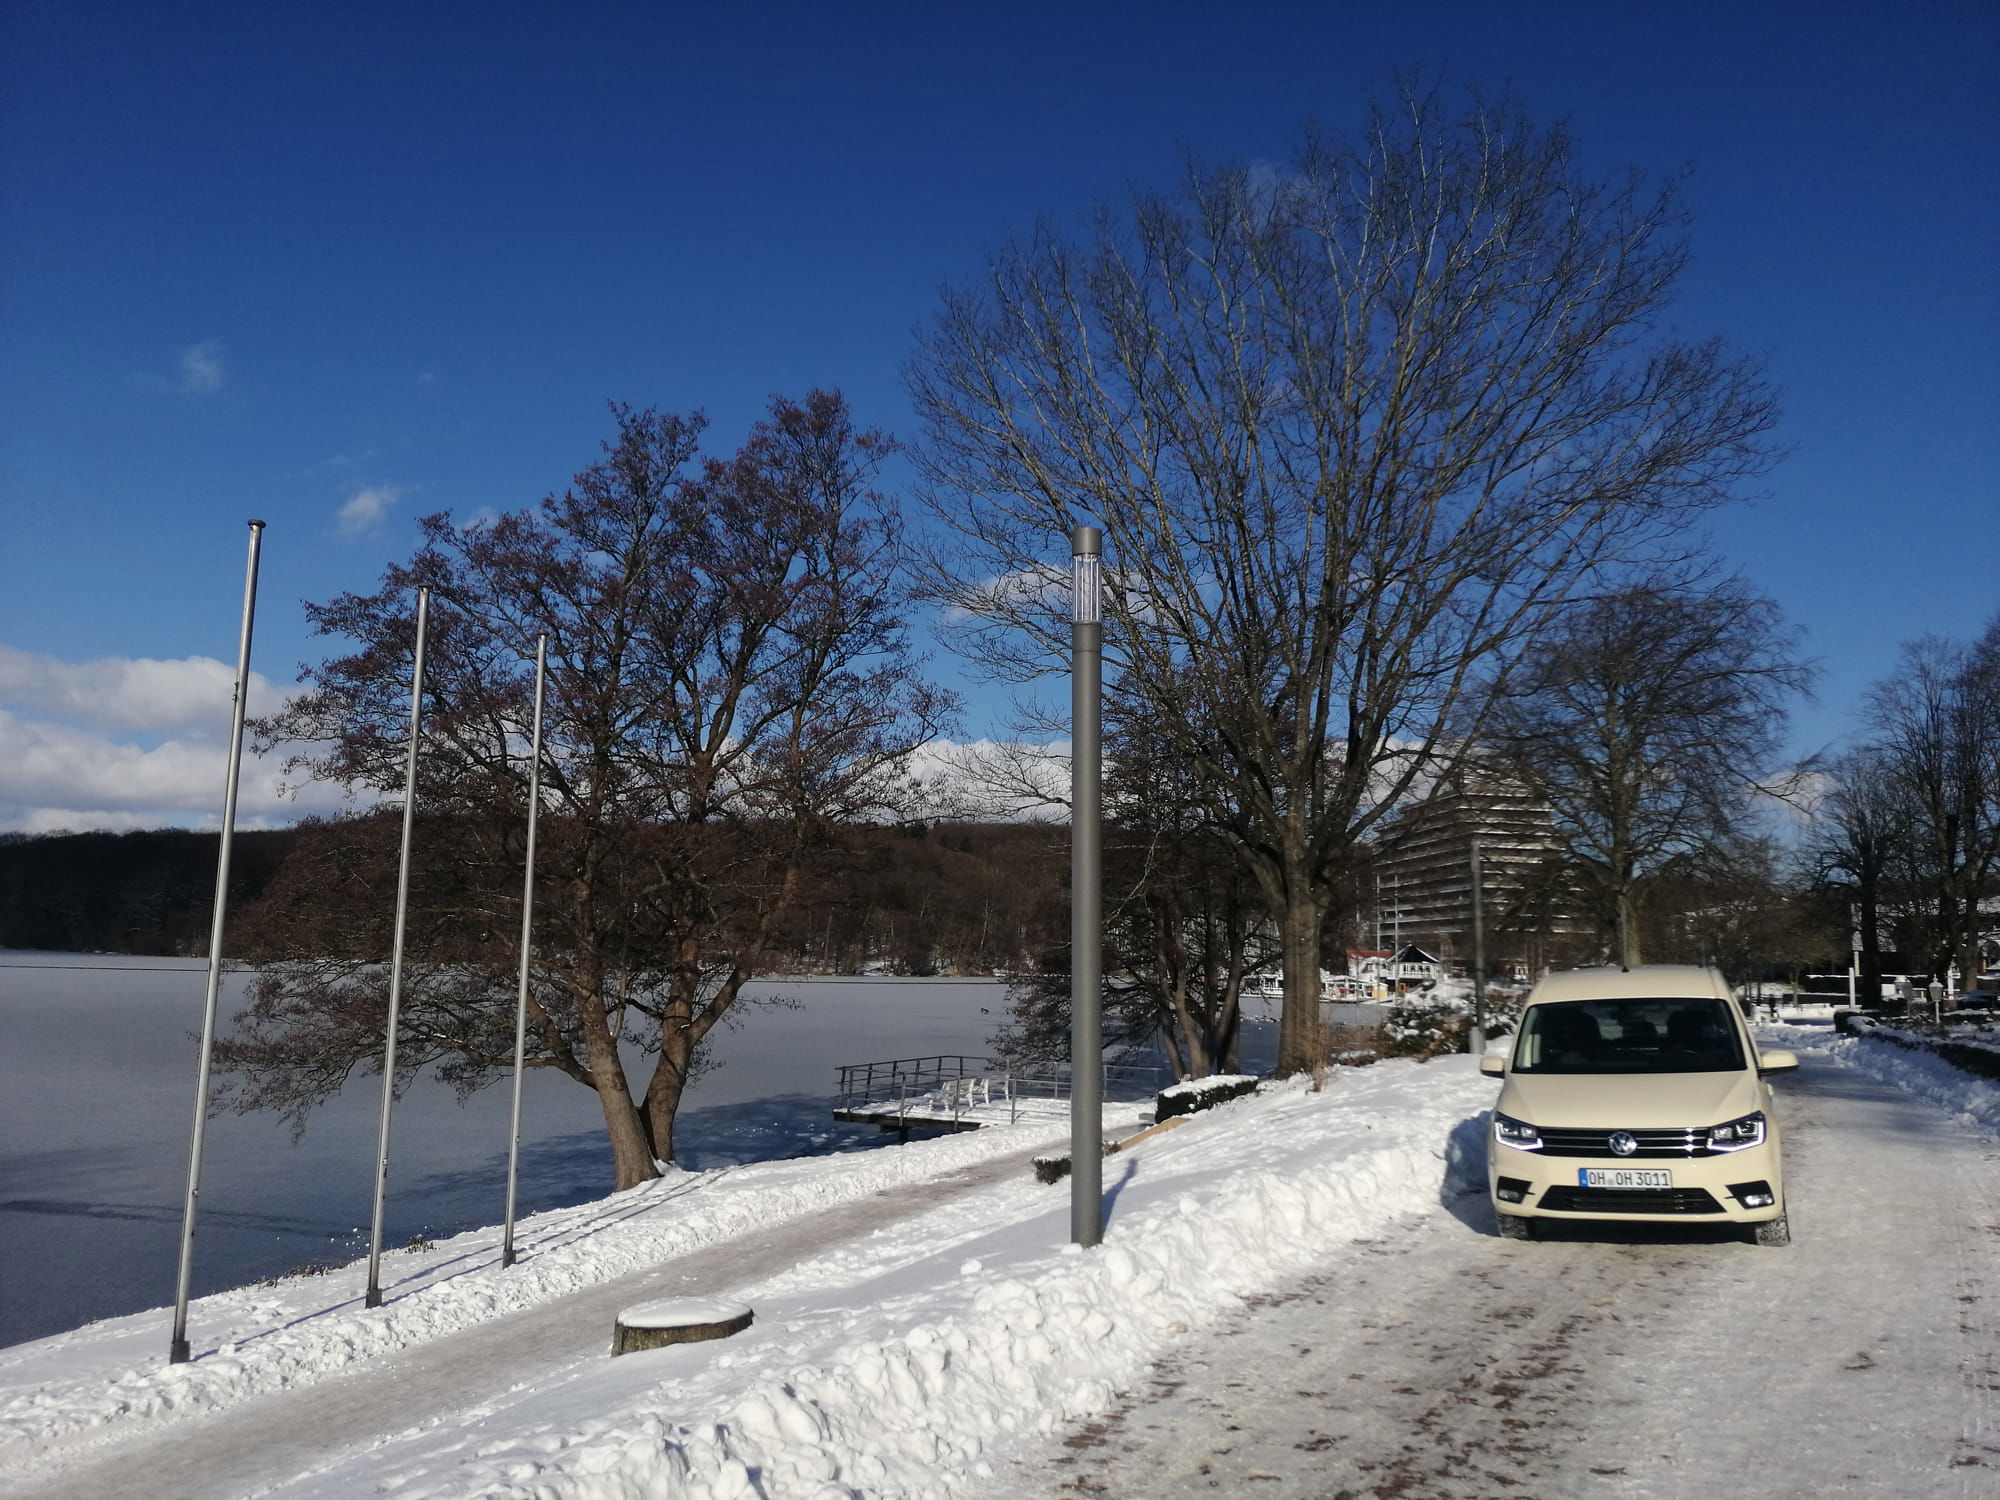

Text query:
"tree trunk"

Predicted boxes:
[[581, 1006, 659, 1189], [564, 923, 660, 1189], [1221, 925, 1245, 1073], [1166, 985, 1207, 1080], [1277, 894, 1323, 1076], [646, 1022, 695, 1165], [1155, 891, 1207, 1080]]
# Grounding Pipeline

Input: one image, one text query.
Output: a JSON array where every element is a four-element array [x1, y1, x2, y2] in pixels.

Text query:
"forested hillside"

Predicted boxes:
[[0, 829, 300, 955], [0, 822, 1067, 972]]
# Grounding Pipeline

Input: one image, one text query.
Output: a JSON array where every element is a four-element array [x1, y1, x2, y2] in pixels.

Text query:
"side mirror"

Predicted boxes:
[[1757, 1049, 1799, 1075], [1479, 1054, 1507, 1077]]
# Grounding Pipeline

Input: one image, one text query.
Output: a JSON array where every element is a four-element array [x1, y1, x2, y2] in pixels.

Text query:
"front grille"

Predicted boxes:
[[1537, 1186, 1724, 1215], [1535, 1126, 1713, 1159]]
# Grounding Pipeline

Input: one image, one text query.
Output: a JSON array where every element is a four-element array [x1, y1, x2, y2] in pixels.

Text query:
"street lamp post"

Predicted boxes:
[[1468, 840, 1487, 1056], [1070, 525, 1102, 1249]]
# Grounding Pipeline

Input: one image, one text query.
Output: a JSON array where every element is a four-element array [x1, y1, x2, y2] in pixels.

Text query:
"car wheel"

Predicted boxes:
[[1496, 1212, 1534, 1241], [1749, 1212, 1791, 1247]]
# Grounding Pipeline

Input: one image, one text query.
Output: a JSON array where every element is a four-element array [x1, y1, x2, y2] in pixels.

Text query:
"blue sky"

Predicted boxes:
[[2, 2, 1995, 831]]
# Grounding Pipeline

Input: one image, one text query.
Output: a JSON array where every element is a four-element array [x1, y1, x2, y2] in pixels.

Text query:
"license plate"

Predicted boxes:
[[1580, 1167, 1672, 1189]]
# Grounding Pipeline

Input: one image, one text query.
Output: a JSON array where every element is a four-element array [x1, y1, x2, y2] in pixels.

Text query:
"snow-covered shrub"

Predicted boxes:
[[1378, 1002, 1468, 1059], [1155, 1073, 1258, 1121], [1379, 990, 1523, 1061]]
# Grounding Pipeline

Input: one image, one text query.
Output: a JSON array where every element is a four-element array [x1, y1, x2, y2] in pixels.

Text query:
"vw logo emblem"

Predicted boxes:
[[1609, 1131, 1638, 1157]]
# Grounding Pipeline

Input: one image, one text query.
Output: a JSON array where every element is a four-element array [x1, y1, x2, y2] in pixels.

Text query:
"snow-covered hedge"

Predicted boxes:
[[1859, 1024, 2000, 1083], [1155, 1074, 1259, 1121]]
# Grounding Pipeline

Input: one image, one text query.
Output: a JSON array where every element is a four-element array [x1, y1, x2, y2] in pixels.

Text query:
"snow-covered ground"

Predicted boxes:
[[3, 1026, 1995, 1498]]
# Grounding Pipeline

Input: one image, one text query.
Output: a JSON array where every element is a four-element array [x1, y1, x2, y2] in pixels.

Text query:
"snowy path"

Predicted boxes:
[[12, 1141, 1054, 1500], [1009, 1050, 2000, 1499]]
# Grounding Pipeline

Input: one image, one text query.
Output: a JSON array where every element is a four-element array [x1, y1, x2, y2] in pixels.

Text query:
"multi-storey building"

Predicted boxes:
[[1372, 766, 1585, 976]]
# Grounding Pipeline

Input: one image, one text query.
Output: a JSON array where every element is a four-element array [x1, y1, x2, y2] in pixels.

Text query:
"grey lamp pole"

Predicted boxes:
[[169, 519, 265, 1365], [1070, 525, 1103, 1249], [1468, 839, 1487, 1056], [365, 585, 429, 1309], [501, 634, 547, 1269]]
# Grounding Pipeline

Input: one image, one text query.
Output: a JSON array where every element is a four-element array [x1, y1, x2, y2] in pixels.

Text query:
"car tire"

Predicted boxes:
[[1496, 1212, 1534, 1241], [1749, 1212, 1791, 1247]]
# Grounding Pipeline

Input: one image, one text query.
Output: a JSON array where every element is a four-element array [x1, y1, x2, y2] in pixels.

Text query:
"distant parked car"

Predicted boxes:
[[1957, 990, 1999, 1012]]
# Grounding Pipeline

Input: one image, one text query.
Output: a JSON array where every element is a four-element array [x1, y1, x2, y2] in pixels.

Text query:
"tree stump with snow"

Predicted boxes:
[[611, 1297, 754, 1356]]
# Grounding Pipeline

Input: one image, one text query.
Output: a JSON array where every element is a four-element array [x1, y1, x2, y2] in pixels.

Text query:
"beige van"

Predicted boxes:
[[1481, 965, 1797, 1246]]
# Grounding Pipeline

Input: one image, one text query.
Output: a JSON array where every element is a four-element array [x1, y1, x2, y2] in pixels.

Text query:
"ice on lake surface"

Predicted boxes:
[[0, 958, 1039, 1348]]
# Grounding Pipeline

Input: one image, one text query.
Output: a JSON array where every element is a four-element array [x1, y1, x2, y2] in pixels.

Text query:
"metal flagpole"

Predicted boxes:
[[1468, 839, 1487, 1056], [1069, 526, 1103, 1249], [501, 634, 547, 1268], [169, 520, 266, 1365], [366, 585, 430, 1308]]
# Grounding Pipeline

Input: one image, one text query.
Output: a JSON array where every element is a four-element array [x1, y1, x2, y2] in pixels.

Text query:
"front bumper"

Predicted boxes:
[[1489, 1138, 1784, 1224]]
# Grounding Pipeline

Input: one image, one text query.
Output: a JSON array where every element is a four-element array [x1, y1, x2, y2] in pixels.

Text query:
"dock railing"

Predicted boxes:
[[834, 1054, 1171, 1130]]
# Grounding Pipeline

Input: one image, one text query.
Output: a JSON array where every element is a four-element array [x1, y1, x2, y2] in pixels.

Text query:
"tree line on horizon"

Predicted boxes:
[[14, 80, 1994, 1190], [0, 820, 1070, 975]]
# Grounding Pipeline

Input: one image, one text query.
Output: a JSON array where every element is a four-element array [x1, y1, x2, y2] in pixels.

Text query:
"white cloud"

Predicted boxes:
[[0, 646, 357, 832], [18, 806, 203, 835], [131, 339, 225, 398], [0, 709, 351, 832], [0, 645, 282, 732], [338, 485, 401, 536], [177, 339, 224, 396], [943, 566, 1071, 626], [899, 737, 1071, 820]]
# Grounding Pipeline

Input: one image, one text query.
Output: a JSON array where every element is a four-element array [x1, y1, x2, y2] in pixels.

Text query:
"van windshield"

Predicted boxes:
[[1511, 997, 1746, 1074]]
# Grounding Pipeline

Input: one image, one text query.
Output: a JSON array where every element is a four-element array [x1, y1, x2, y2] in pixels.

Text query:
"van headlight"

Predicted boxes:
[[1707, 1111, 1767, 1152], [1493, 1113, 1542, 1151]]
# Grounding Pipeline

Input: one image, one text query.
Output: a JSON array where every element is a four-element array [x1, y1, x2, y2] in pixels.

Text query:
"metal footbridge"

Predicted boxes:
[[833, 1054, 1169, 1133]]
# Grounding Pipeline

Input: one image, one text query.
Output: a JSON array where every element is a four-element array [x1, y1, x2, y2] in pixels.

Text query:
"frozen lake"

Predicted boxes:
[[0, 956, 1029, 1349]]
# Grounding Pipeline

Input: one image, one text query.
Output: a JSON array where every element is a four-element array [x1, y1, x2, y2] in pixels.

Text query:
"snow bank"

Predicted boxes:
[[398, 1061, 1495, 1499], [0, 1113, 1108, 1462], [1758, 1021, 2000, 1136]]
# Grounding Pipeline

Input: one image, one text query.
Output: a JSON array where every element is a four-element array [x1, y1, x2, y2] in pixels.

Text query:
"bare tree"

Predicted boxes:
[[909, 84, 1781, 1072], [992, 714, 1269, 1081], [1643, 837, 1821, 989], [1475, 575, 1811, 966], [1809, 744, 1909, 1004], [224, 393, 953, 1188], [1864, 616, 2000, 990], [1102, 713, 1269, 1078]]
